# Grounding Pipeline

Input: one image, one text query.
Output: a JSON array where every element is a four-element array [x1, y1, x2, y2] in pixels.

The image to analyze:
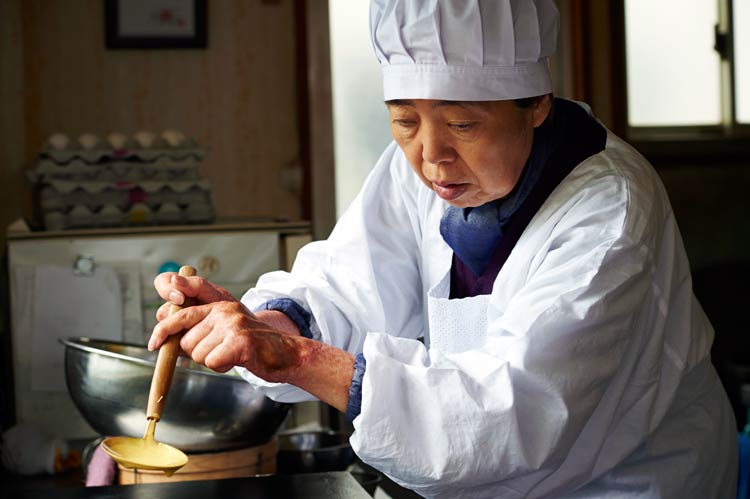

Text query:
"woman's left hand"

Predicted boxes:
[[148, 299, 305, 381], [148, 276, 356, 412]]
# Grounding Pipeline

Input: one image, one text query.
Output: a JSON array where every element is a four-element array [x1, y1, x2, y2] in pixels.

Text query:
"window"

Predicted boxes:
[[735, 0, 750, 123], [625, 0, 749, 133], [329, 0, 392, 217]]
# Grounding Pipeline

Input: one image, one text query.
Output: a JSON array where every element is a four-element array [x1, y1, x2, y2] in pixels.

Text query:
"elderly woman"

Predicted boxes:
[[149, 1, 737, 497]]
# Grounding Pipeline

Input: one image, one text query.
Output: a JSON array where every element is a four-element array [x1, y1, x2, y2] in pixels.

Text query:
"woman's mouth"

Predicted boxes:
[[432, 182, 468, 201]]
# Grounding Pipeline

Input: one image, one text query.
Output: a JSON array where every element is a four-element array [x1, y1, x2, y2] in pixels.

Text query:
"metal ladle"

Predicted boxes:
[[101, 265, 196, 476]]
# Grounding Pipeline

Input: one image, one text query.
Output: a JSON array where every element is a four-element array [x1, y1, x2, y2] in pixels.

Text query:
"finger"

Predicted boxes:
[[154, 273, 235, 305], [178, 312, 217, 357], [153, 272, 184, 304], [155, 301, 172, 321], [154, 296, 194, 327], [152, 273, 203, 305], [172, 274, 238, 305], [188, 329, 225, 366], [208, 363, 234, 374], [154, 279, 216, 320], [148, 304, 212, 351], [204, 338, 243, 373]]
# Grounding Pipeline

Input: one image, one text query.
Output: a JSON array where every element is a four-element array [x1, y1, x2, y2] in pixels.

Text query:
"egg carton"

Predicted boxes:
[[40, 146, 208, 165], [39, 179, 214, 213], [28, 158, 202, 183], [42, 201, 215, 231], [40, 130, 207, 164]]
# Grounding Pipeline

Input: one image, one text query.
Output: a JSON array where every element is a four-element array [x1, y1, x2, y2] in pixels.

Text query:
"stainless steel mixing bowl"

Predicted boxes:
[[62, 337, 289, 452]]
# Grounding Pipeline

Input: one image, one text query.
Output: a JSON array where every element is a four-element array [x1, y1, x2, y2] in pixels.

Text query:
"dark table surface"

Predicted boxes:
[[6, 472, 372, 499]]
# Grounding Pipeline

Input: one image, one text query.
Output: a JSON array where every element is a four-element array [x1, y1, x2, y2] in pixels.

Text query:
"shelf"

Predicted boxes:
[[6, 218, 312, 240]]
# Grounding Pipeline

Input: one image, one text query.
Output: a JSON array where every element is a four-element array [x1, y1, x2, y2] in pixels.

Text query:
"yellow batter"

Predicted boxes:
[[102, 426, 188, 476]]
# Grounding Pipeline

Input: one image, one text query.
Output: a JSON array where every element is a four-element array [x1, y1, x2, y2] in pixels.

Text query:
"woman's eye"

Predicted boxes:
[[393, 119, 416, 128], [449, 122, 475, 132]]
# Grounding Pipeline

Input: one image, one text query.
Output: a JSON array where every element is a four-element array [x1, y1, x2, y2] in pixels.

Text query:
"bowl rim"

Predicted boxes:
[[61, 336, 246, 381]]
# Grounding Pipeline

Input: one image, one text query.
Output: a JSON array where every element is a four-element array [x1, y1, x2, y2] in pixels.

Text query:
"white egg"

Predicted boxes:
[[158, 202, 181, 214], [77, 133, 100, 150], [133, 130, 156, 148], [47, 133, 70, 151], [155, 202, 182, 224], [107, 132, 129, 150], [98, 204, 123, 226], [99, 204, 121, 215], [69, 204, 94, 227], [161, 129, 186, 147]]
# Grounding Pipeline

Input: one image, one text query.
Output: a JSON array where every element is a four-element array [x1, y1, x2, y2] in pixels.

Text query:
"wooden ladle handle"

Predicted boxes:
[[146, 265, 196, 422]]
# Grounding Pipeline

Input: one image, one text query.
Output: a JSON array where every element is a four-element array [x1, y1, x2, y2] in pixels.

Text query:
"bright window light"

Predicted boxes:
[[329, 0, 392, 217], [625, 0, 721, 126], [735, 0, 750, 123]]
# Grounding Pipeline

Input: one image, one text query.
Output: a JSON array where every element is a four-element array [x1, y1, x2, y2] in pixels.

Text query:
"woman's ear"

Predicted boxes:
[[532, 94, 553, 128]]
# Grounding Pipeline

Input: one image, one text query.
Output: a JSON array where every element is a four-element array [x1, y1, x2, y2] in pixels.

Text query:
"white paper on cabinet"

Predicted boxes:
[[32, 265, 122, 392]]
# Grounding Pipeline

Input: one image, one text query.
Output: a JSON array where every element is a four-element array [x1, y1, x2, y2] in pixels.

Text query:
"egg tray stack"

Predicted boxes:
[[27, 131, 216, 231]]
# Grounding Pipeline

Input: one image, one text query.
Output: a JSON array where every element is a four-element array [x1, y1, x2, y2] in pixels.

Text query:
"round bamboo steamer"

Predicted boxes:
[[117, 438, 278, 485]]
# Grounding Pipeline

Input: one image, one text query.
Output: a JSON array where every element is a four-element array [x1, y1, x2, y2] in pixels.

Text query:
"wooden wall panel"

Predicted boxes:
[[14, 0, 302, 222], [0, 0, 27, 245], [302, 0, 335, 240], [552, 0, 626, 135]]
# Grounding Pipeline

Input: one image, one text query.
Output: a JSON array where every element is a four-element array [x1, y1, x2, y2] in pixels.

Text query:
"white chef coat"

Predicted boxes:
[[239, 110, 737, 497]]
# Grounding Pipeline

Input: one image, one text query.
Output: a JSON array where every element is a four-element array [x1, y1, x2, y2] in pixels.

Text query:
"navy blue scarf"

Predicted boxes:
[[439, 103, 556, 276], [439, 99, 608, 298]]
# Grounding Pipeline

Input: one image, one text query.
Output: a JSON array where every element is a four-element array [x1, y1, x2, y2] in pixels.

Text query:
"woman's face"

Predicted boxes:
[[386, 97, 551, 208]]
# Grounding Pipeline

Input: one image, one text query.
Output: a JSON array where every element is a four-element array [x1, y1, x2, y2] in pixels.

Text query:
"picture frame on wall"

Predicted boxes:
[[105, 0, 207, 49]]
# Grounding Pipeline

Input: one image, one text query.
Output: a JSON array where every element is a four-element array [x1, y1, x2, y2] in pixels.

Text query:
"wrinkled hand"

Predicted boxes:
[[149, 272, 355, 413], [149, 272, 303, 379], [153, 271, 234, 310]]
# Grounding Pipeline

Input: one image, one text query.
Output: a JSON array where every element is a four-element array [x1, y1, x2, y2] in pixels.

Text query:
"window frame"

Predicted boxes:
[[621, 0, 750, 164]]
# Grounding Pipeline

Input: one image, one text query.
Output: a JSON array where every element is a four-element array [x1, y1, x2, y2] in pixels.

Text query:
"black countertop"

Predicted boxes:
[[8, 472, 372, 499]]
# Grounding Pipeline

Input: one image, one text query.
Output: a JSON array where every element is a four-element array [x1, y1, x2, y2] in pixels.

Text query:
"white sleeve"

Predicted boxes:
[[351, 171, 672, 497], [237, 142, 427, 402]]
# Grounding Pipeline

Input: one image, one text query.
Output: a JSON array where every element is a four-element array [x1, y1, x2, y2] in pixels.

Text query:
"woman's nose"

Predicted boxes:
[[420, 126, 455, 166]]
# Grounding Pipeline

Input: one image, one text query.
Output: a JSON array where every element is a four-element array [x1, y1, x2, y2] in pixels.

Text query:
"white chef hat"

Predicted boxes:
[[369, 0, 559, 101]]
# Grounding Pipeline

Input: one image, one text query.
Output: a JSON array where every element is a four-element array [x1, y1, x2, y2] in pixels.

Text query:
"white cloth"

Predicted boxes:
[[370, 0, 559, 101], [426, 270, 489, 353], [239, 110, 737, 497]]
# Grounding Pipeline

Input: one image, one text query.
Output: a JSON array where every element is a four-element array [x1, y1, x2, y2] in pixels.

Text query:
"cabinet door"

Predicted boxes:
[[7, 230, 281, 440]]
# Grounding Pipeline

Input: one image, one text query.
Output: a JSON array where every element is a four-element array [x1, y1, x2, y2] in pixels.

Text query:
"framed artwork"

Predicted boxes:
[[105, 0, 207, 49]]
